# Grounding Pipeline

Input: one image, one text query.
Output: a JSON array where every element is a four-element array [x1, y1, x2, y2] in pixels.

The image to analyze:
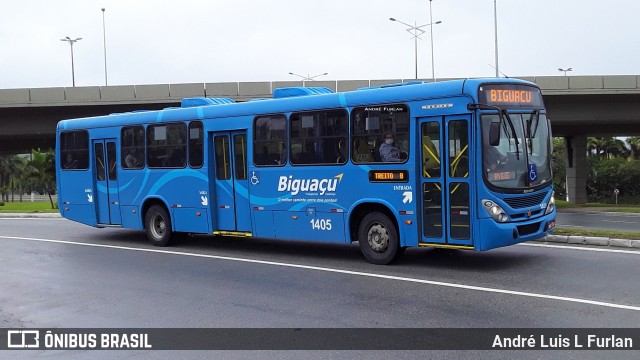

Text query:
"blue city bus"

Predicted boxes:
[[56, 78, 556, 264]]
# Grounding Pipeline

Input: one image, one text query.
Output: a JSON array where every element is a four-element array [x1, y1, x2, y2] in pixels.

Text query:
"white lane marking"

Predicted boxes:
[[556, 225, 584, 228], [520, 242, 640, 255], [601, 220, 639, 224], [0, 218, 64, 221], [2, 234, 640, 312]]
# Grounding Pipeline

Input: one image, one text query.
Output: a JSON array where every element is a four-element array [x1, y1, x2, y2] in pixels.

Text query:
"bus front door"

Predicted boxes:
[[93, 139, 122, 226], [211, 131, 252, 233], [419, 116, 472, 248]]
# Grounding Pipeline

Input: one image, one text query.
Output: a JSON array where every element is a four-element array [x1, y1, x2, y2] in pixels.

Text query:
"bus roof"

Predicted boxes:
[[57, 78, 537, 131]]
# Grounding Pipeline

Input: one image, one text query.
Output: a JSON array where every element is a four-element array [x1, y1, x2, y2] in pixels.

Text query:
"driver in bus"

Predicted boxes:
[[379, 132, 401, 162], [484, 145, 507, 172]]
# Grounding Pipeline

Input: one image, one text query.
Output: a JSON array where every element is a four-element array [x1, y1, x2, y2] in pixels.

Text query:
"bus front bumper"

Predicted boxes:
[[477, 213, 556, 251]]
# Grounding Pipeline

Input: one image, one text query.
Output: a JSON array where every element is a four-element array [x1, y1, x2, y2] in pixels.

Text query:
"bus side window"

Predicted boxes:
[[350, 104, 409, 164], [147, 123, 187, 168], [189, 121, 203, 168], [121, 126, 144, 169], [60, 130, 89, 170], [289, 109, 347, 165], [253, 114, 286, 166]]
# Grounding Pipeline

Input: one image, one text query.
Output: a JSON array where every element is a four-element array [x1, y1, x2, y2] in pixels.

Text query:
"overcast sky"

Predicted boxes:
[[1, 0, 638, 89]]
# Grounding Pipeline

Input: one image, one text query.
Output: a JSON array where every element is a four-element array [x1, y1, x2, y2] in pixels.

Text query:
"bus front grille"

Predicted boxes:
[[504, 192, 547, 209]]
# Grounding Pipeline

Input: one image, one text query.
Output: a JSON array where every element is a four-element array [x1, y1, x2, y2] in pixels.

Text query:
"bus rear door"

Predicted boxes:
[[93, 139, 122, 226], [211, 131, 252, 233], [419, 116, 472, 248]]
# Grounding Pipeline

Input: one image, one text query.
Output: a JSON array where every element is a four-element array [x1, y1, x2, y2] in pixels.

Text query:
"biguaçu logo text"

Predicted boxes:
[[277, 174, 343, 196]]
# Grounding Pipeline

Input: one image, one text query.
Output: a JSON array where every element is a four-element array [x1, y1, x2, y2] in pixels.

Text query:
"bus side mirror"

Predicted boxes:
[[489, 122, 501, 146]]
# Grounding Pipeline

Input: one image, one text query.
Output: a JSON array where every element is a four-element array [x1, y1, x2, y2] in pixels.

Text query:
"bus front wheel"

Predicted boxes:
[[358, 212, 401, 265], [145, 205, 172, 247]]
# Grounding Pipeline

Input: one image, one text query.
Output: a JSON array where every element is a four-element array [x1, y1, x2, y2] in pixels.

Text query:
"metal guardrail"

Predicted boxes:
[[2, 194, 58, 202], [2, 76, 640, 107]]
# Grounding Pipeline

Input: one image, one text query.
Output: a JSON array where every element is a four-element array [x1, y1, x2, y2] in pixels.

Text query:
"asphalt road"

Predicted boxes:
[[1, 218, 639, 359], [556, 210, 640, 232]]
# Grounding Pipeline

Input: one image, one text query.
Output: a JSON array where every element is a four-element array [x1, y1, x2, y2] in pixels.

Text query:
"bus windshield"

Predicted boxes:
[[481, 112, 552, 189]]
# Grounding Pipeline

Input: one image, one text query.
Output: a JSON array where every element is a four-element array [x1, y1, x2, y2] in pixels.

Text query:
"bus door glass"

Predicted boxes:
[[419, 117, 445, 244], [419, 115, 472, 246], [211, 130, 251, 232], [93, 138, 122, 225], [444, 115, 472, 246]]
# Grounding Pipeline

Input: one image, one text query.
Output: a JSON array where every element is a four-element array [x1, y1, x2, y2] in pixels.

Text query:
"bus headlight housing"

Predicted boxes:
[[545, 191, 556, 215], [483, 199, 509, 223]]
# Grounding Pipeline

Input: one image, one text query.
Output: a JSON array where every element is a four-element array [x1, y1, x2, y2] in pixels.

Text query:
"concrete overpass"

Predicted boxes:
[[3, 75, 640, 202]]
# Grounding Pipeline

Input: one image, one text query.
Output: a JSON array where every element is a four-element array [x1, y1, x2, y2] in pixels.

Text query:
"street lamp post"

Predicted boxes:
[[288, 72, 328, 86], [428, 0, 436, 82], [493, 0, 499, 78], [389, 17, 441, 80], [558, 67, 573, 76], [60, 36, 82, 87], [101, 8, 108, 86]]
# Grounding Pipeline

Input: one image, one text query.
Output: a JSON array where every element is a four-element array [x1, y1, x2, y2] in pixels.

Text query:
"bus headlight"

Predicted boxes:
[[545, 191, 556, 215], [483, 199, 509, 223]]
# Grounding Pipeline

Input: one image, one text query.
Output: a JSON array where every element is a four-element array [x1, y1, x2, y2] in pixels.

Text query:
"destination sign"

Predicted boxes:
[[488, 170, 516, 182], [479, 84, 544, 108], [368, 170, 409, 183]]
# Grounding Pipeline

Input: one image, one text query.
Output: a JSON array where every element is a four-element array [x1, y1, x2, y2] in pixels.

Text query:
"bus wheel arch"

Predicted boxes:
[[142, 199, 173, 247], [349, 203, 404, 264]]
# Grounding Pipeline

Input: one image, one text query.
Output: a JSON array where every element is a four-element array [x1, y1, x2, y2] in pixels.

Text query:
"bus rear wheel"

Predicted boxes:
[[145, 205, 172, 247], [358, 212, 401, 265]]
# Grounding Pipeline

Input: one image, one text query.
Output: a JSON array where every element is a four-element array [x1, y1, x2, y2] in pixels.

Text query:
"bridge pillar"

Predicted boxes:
[[563, 136, 588, 204]]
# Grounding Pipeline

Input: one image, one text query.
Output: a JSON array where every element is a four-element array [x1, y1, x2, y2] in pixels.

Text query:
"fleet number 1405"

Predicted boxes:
[[310, 219, 332, 231]]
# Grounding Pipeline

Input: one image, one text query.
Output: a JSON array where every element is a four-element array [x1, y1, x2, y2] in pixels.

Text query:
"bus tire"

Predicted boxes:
[[145, 205, 172, 247], [358, 212, 400, 265]]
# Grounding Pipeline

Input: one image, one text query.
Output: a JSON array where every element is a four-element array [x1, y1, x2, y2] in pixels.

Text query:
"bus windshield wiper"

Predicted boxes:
[[501, 109, 520, 160], [467, 103, 520, 159], [528, 110, 540, 139], [526, 110, 540, 155]]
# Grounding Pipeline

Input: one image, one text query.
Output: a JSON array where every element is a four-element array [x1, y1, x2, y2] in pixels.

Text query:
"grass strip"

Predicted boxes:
[[0, 201, 58, 213]]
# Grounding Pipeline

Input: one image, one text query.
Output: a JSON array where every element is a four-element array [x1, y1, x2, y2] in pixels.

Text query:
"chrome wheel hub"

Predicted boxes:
[[367, 223, 389, 253], [151, 215, 166, 238]]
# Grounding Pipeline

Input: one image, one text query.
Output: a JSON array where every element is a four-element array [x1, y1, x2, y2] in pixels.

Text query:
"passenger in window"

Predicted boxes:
[[63, 153, 78, 169], [379, 133, 401, 162], [276, 142, 286, 165], [125, 151, 138, 168]]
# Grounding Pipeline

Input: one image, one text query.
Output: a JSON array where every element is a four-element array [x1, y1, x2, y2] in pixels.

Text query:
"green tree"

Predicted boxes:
[[551, 137, 566, 199], [0, 154, 22, 202], [587, 137, 628, 159], [587, 157, 640, 203], [626, 136, 640, 160], [24, 149, 56, 209]]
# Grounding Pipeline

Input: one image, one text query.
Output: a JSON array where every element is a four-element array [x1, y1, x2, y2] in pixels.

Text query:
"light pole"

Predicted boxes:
[[101, 8, 108, 86], [493, 0, 500, 78], [389, 17, 441, 80], [288, 72, 328, 85], [428, 0, 436, 82], [558, 67, 573, 76], [60, 36, 82, 87]]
